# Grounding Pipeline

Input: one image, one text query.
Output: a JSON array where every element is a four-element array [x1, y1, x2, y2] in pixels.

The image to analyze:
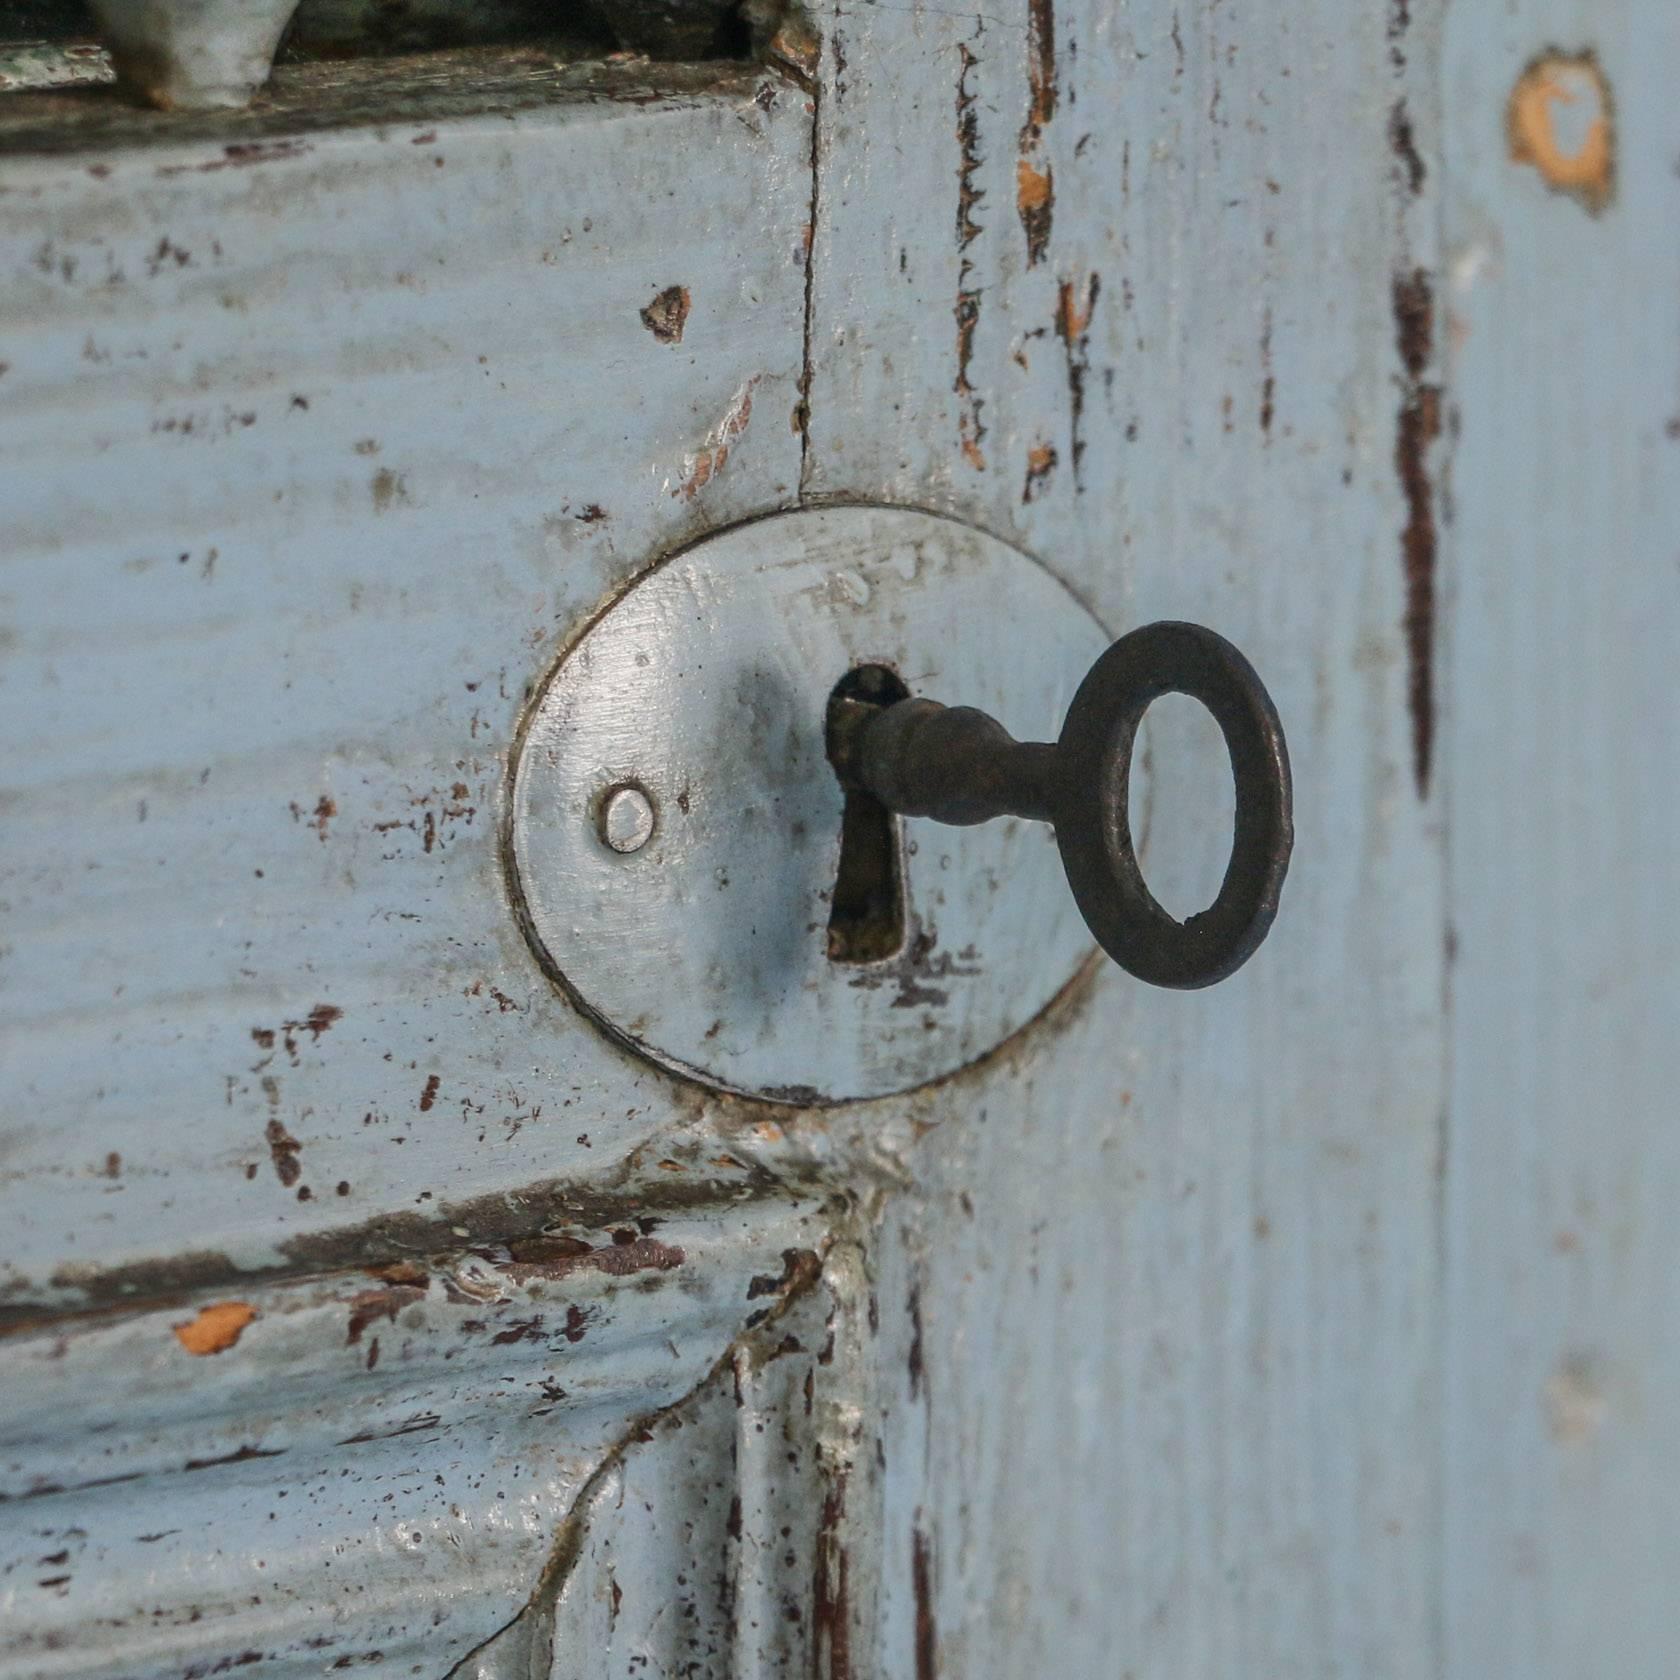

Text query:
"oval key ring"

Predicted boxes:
[[1054, 621, 1293, 988]]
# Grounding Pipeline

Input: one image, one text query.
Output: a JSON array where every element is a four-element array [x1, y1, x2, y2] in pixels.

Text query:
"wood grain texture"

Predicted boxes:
[[1440, 4, 1680, 1674], [0, 57, 811, 1308]]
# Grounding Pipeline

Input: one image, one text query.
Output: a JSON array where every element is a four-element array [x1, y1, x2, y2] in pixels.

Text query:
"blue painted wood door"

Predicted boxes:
[[2, 1, 1675, 1674]]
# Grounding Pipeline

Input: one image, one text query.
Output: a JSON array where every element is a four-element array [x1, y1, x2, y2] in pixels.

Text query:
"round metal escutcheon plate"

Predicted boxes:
[[509, 506, 1109, 1104]]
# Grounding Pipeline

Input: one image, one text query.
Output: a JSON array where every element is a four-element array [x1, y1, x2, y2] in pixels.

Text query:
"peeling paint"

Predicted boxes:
[[264, 1118, 303, 1188], [1054, 274, 1100, 489], [673, 376, 759, 498], [954, 41, 987, 470], [1016, 0, 1056, 263], [1015, 160, 1053, 267], [639, 284, 691, 344], [1022, 439, 1057, 502], [172, 1301, 256, 1356], [1508, 50, 1614, 215]]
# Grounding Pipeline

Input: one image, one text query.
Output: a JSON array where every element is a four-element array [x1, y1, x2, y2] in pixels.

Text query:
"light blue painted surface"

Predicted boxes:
[[0, 63, 812, 1307], [805, 0, 1446, 1670], [0, 1195, 836, 1677], [1442, 5, 1680, 1674]]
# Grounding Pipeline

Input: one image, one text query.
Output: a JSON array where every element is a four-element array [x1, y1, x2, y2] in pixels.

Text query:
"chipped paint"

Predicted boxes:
[[4, 1201, 839, 1675], [1388, 97, 1426, 196], [1054, 273, 1100, 488], [1016, 0, 1056, 263], [639, 284, 691, 343], [369, 465, 411, 511], [264, 1117, 303, 1188], [954, 41, 987, 470], [672, 375, 759, 497], [1015, 159, 1053, 267], [1022, 439, 1057, 502], [499, 1231, 687, 1284], [812, 1472, 853, 1676], [172, 1301, 256, 1356], [345, 1282, 426, 1345], [1507, 50, 1614, 215]]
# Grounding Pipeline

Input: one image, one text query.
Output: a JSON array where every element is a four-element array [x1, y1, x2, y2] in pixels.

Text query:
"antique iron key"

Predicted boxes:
[[827, 622, 1293, 989]]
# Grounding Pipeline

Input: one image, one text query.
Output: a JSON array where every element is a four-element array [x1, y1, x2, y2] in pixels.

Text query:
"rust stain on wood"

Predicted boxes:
[[1507, 49, 1614, 214], [172, 1300, 256, 1355], [1393, 268, 1441, 798]]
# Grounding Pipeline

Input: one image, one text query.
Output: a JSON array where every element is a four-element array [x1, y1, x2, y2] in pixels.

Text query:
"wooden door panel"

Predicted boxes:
[[804, 1, 1444, 1670], [1, 2, 1675, 1676], [0, 59, 809, 1307]]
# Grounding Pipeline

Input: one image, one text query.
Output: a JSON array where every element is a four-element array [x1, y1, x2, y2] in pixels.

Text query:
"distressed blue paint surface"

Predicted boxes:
[[0, 1, 1675, 1676], [1442, 5, 1680, 1674], [0, 64, 811, 1306], [805, 0, 1446, 1670]]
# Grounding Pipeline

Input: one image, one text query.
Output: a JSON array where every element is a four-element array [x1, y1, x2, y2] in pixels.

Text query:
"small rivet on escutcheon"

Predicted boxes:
[[597, 783, 655, 854]]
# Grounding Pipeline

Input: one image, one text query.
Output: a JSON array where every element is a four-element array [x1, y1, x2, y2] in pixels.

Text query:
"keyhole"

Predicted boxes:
[[824, 663, 910, 963]]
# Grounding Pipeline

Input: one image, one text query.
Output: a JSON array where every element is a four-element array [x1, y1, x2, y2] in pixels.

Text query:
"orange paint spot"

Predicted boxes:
[[1022, 440, 1058, 502], [173, 1301, 257, 1356], [1016, 159, 1052, 213], [1507, 51, 1614, 214], [1016, 157, 1054, 266]]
